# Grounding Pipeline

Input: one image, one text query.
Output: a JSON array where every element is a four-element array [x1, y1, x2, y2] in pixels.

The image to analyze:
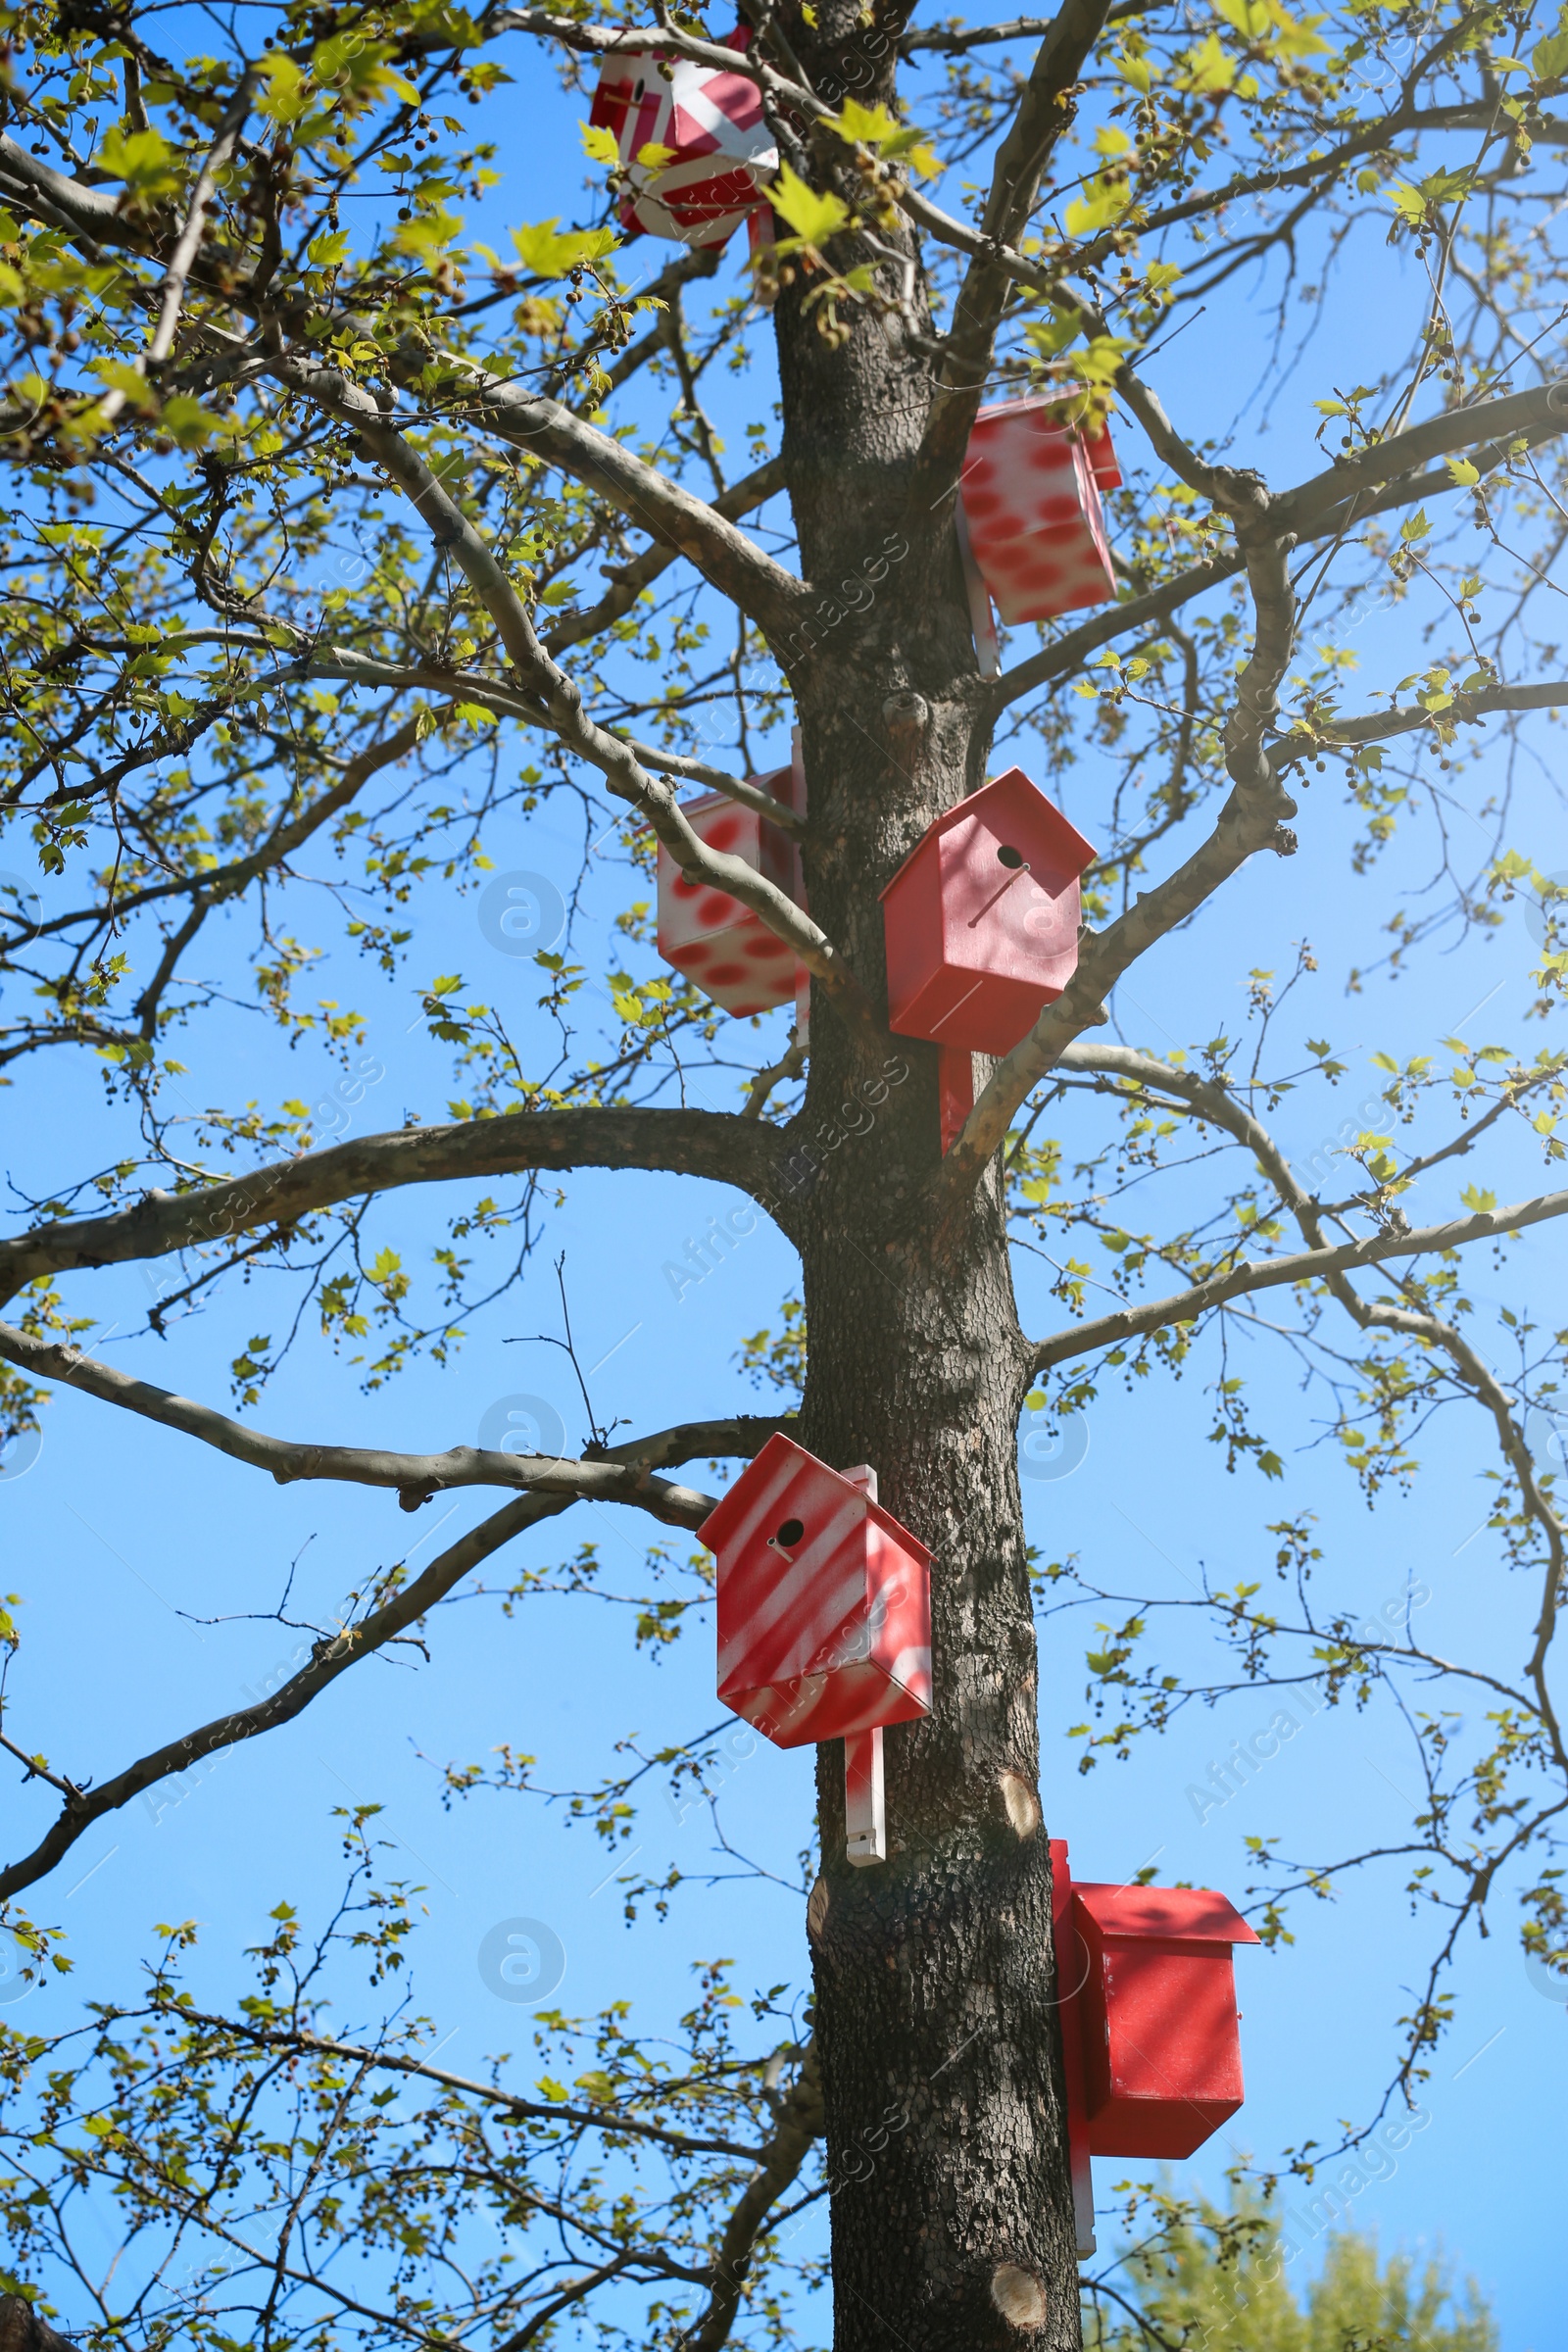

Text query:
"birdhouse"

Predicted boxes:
[[1051, 1838, 1259, 2253], [880, 766, 1096, 1056], [588, 37, 777, 250], [959, 395, 1121, 627], [1074, 1875, 1259, 2156], [702, 1435, 932, 1867], [656, 751, 805, 1019]]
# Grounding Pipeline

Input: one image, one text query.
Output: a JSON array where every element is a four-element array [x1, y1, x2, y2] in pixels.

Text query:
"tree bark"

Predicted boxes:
[[0, 2296, 76, 2352], [766, 43, 1082, 2337]]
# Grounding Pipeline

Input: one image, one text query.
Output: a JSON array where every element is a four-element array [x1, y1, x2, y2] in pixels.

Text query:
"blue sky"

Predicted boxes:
[[2, 14, 1565, 2347]]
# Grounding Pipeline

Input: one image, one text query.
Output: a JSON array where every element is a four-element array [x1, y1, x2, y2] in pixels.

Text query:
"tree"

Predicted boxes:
[[0, 0, 1565, 2341], [0, 1838, 1501, 2352], [1085, 2186, 1497, 2352]]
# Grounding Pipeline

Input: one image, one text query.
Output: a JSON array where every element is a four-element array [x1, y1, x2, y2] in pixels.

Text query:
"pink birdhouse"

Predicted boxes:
[[589, 35, 777, 250], [656, 752, 805, 1019], [880, 767, 1095, 1056], [959, 395, 1121, 632], [880, 767, 1096, 1145], [702, 1435, 932, 1866], [1052, 1838, 1259, 2255]]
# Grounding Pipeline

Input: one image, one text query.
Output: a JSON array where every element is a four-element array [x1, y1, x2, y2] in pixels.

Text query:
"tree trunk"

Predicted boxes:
[[768, 75, 1084, 2343]]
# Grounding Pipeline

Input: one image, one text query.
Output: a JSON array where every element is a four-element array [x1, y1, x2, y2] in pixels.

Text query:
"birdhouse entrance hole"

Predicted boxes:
[[879, 766, 1099, 1155], [702, 1436, 933, 1866]]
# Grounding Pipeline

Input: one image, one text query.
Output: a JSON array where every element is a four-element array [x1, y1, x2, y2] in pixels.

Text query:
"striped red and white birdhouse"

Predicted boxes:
[[589, 36, 777, 250], [958, 395, 1121, 633], [702, 1435, 932, 1866], [655, 752, 805, 1018], [1052, 1838, 1259, 2255], [880, 767, 1096, 1146]]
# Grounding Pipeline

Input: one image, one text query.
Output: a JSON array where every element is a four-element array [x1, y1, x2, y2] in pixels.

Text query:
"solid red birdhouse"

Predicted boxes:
[[959, 394, 1121, 627], [589, 37, 777, 250], [1052, 1838, 1259, 2253], [702, 1437, 932, 1866], [656, 754, 804, 1019], [880, 766, 1096, 1056]]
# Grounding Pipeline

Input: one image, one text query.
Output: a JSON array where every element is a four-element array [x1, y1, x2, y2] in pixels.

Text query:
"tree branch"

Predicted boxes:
[[145, 77, 256, 368], [1273, 677, 1568, 760], [682, 2042, 824, 2352], [0, 1488, 560, 1900], [988, 551, 1246, 711], [1274, 376, 1568, 537], [111, 2002, 770, 2161], [0, 122, 799, 634], [984, 414, 1563, 713], [425, 355, 806, 639], [933, 529, 1298, 1202], [543, 454, 789, 658], [0, 1414, 779, 1902], [1050, 1041, 1568, 1773], [0, 1325, 785, 1524], [0, 1106, 778, 1305], [17, 710, 436, 949], [0, 133, 139, 248], [907, 0, 1116, 508], [1030, 1182, 1568, 1371], [295, 649, 806, 835], [279, 368, 876, 1039]]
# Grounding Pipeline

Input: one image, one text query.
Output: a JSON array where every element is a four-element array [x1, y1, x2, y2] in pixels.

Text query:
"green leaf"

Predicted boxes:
[[579, 121, 620, 166], [1025, 310, 1083, 361], [95, 123, 182, 198], [89, 359, 159, 415], [1065, 172, 1134, 235], [1446, 455, 1480, 486], [511, 219, 617, 277], [160, 394, 227, 449], [767, 164, 851, 248], [308, 228, 351, 269], [394, 207, 465, 264], [835, 97, 902, 146], [1177, 30, 1237, 91], [1533, 24, 1568, 80], [258, 52, 309, 123]]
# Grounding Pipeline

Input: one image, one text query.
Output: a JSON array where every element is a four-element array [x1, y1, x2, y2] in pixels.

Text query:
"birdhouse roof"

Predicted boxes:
[[1072, 1881, 1260, 1946], [970, 392, 1122, 493], [878, 768, 1097, 901], [699, 1431, 932, 1564], [671, 756, 797, 825]]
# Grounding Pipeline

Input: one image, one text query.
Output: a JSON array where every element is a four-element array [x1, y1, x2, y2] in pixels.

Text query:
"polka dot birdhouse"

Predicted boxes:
[[589, 38, 777, 250], [959, 395, 1121, 627], [702, 1435, 932, 1867], [656, 755, 805, 1018], [1051, 1838, 1259, 2254], [880, 765, 1096, 1055]]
